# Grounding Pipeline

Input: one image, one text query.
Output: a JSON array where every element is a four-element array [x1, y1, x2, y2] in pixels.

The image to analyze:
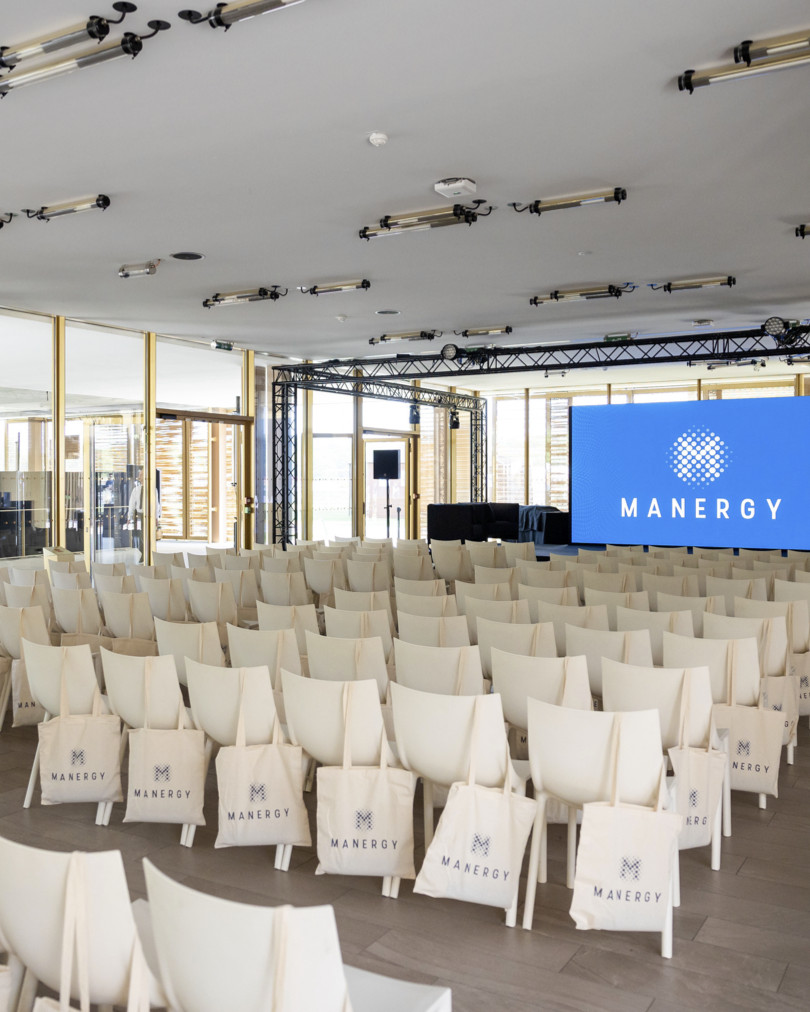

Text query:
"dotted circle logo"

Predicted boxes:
[[668, 427, 731, 488]]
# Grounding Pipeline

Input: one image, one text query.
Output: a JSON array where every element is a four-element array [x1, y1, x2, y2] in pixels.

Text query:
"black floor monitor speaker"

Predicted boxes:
[[373, 449, 400, 480]]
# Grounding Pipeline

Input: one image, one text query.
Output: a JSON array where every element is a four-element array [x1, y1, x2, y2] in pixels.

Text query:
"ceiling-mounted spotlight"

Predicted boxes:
[[448, 409, 460, 430], [679, 47, 810, 92], [763, 316, 803, 346], [510, 187, 627, 215], [440, 343, 460, 361], [203, 285, 288, 308], [178, 1, 307, 29], [359, 201, 492, 239], [210, 340, 234, 351], [299, 279, 370, 295], [0, 213, 13, 229], [796, 224, 810, 239], [368, 330, 440, 346], [530, 283, 635, 305], [649, 276, 736, 293], [454, 325, 512, 338], [23, 195, 110, 221], [0, 3, 138, 72], [734, 30, 810, 66], [119, 259, 160, 278], [408, 404, 420, 425], [0, 21, 169, 97]]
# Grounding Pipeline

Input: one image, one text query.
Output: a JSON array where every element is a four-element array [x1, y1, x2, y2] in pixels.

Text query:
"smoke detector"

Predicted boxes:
[[434, 177, 477, 199]]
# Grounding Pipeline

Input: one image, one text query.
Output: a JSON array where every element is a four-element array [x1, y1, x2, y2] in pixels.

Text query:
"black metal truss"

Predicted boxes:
[[271, 381, 297, 545], [273, 327, 810, 383]]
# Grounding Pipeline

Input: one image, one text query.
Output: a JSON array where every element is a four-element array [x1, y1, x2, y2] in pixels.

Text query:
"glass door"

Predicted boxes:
[[363, 437, 410, 540]]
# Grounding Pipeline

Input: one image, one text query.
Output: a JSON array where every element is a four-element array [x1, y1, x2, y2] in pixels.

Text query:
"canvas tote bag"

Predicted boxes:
[[215, 671, 311, 848], [509, 656, 591, 760], [316, 682, 416, 879], [712, 646, 783, 797], [414, 697, 537, 909], [787, 650, 810, 716], [570, 717, 682, 932], [666, 670, 725, 850], [124, 663, 206, 826], [12, 658, 45, 727], [760, 674, 799, 748], [38, 664, 122, 806]]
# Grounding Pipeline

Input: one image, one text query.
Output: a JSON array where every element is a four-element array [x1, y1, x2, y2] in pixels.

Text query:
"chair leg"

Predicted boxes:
[[23, 740, 43, 809], [504, 891, 518, 928], [282, 844, 293, 872], [661, 886, 674, 959], [521, 806, 544, 931], [787, 743, 794, 766], [274, 844, 284, 870], [6, 954, 25, 1012], [722, 755, 732, 838], [15, 966, 38, 1012], [758, 793, 767, 810], [389, 876, 401, 899], [672, 852, 681, 908], [422, 780, 435, 848], [0, 671, 12, 733], [304, 757, 315, 793], [565, 806, 578, 889], [94, 802, 107, 826], [183, 823, 197, 847], [711, 800, 722, 871]]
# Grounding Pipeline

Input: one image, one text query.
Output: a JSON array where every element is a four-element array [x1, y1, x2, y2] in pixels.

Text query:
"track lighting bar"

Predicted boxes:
[[650, 275, 735, 293], [359, 201, 491, 239], [0, 4, 138, 71], [679, 50, 810, 92], [0, 21, 170, 97], [530, 284, 634, 305], [510, 187, 626, 215], [0, 213, 13, 230], [203, 286, 288, 308], [23, 195, 110, 220], [178, 1, 307, 29], [119, 259, 160, 278], [299, 279, 370, 295], [368, 330, 440, 346], [455, 326, 512, 338], [734, 31, 810, 65]]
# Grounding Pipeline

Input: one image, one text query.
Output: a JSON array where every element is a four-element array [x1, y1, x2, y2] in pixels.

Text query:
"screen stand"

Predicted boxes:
[[384, 477, 392, 538]]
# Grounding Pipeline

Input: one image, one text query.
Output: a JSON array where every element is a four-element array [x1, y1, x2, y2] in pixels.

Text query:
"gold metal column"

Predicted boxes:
[[143, 333, 157, 564], [696, 377, 703, 400], [52, 316, 66, 549], [242, 349, 255, 549], [523, 389, 530, 505], [448, 387, 457, 502]]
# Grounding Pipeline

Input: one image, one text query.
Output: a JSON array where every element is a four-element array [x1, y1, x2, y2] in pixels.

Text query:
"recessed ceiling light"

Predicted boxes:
[[170, 251, 205, 261], [375, 308, 400, 316], [368, 132, 388, 147], [692, 319, 714, 327]]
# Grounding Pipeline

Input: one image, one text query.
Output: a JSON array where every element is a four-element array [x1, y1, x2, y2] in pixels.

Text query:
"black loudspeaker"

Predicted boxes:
[[373, 449, 400, 480]]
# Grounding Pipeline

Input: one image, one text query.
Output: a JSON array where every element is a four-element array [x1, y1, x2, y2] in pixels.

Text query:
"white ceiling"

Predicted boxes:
[[2, 0, 810, 389]]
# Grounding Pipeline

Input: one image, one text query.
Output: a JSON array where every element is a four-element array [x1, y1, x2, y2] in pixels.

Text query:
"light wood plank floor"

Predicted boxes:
[[1, 718, 808, 1011]]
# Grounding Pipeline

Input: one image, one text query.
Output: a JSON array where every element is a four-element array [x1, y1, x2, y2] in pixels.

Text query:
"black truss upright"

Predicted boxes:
[[272, 380, 297, 545]]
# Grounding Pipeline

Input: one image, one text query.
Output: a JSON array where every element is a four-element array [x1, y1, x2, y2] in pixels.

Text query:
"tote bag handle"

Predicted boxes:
[[56, 852, 90, 1012], [58, 648, 102, 718]]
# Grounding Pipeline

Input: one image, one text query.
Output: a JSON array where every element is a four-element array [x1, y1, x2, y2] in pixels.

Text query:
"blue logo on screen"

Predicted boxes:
[[668, 427, 732, 488]]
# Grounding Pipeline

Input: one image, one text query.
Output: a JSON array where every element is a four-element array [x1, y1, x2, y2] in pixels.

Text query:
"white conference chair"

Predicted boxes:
[[735, 595, 810, 654], [260, 569, 311, 607], [582, 587, 650, 629], [256, 600, 321, 656], [393, 639, 484, 696], [466, 541, 507, 569], [705, 575, 768, 614], [101, 591, 156, 641], [518, 583, 579, 619], [393, 553, 435, 581], [139, 575, 189, 622], [154, 617, 224, 686], [703, 611, 789, 677], [51, 586, 105, 637], [462, 596, 530, 645], [305, 629, 389, 701], [226, 624, 302, 687], [534, 600, 610, 656], [476, 616, 556, 680], [395, 590, 459, 618], [393, 577, 447, 598], [323, 605, 394, 661], [615, 605, 694, 666], [563, 624, 654, 698], [655, 592, 725, 637], [397, 611, 470, 648], [49, 569, 92, 591]]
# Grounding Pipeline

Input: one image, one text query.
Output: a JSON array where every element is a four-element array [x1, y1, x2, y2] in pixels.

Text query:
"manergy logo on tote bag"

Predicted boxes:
[[571, 399, 810, 549]]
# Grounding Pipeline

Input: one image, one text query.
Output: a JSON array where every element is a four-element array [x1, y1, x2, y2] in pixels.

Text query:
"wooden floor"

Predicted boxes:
[[1, 719, 809, 1011]]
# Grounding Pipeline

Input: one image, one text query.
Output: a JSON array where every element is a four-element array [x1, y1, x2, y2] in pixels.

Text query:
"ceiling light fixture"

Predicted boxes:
[[408, 404, 420, 425], [530, 283, 635, 305], [119, 259, 160, 278], [0, 213, 13, 229], [679, 48, 810, 92], [649, 275, 736, 293], [0, 20, 169, 97], [796, 224, 810, 239], [448, 409, 460, 430], [368, 330, 440, 346], [734, 30, 810, 66], [454, 325, 512, 338], [299, 279, 370, 295], [202, 285, 288, 308], [178, 0, 306, 29], [510, 187, 627, 215], [22, 195, 110, 220], [434, 177, 477, 199], [0, 3, 138, 72], [359, 201, 492, 239], [440, 344, 460, 361], [375, 309, 400, 316], [692, 319, 715, 327], [211, 340, 234, 351], [763, 316, 802, 346], [170, 251, 205, 260]]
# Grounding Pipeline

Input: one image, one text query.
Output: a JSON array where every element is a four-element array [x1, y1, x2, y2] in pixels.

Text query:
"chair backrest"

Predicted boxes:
[[281, 670, 386, 766], [171, 565, 215, 595], [4, 582, 52, 623], [92, 562, 127, 579], [390, 681, 510, 788], [462, 596, 531, 645], [393, 577, 446, 598], [345, 558, 391, 593], [333, 588, 396, 634], [138, 575, 189, 621], [395, 590, 459, 618], [0, 839, 163, 1009], [261, 553, 302, 573], [52, 586, 104, 636], [491, 650, 592, 730], [564, 625, 653, 697], [0, 604, 50, 658], [94, 573, 137, 599], [517, 583, 579, 619], [303, 557, 349, 597], [188, 580, 238, 627], [260, 570, 311, 607], [394, 537, 429, 553], [582, 570, 639, 595], [534, 601, 610, 656], [226, 624, 301, 686], [640, 570, 701, 607], [129, 563, 170, 585], [187, 660, 278, 745], [153, 550, 186, 568], [305, 629, 388, 700], [655, 591, 725, 636], [581, 588, 650, 629], [703, 610, 788, 677], [214, 567, 260, 609], [661, 629, 760, 705], [21, 639, 99, 714], [615, 605, 694, 666], [455, 580, 512, 613], [466, 541, 507, 569], [154, 617, 224, 685], [100, 591, 156, 641], [143, 860, 349, 1012], [9, 567, 50, 591], [392, 553, 434, 581], [430, 544, 474, 584], [735, 594, 810, 653], [396, 611, 470, 648], [476, 617, 556, 679], [774, 577, 810, 607], [601, 658, 714, 749], [101, 649, 186, 729], [705, 574, 768, 614], [221, 554, 255, 572], [50, 569, 93, 591], [256, 601, 320, 655], [392, 639, 484, 695], [503, 541, 537, 565], [527, 699, 663, 807], [323, 606, 393, 660], [515, 567, 572, 590], [473, 565, 518, 597]]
